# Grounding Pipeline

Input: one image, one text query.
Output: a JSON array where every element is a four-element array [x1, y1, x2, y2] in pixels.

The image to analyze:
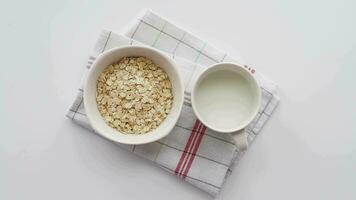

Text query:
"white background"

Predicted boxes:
[[1, 0, 355, 199]]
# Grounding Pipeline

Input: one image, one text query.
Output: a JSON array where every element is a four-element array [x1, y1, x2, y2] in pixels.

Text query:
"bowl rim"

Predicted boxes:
[[83, 45, 184, 145], [190, 62, 262, 133]]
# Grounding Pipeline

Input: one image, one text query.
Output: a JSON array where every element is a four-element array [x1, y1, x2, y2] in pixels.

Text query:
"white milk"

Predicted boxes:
[[194, 70, 257, 131]]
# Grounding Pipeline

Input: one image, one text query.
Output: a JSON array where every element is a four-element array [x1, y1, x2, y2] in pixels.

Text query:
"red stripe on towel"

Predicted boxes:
[[177, 122, 202, 177], [174, 120, 200, 175], [182, 125, 207, 179]]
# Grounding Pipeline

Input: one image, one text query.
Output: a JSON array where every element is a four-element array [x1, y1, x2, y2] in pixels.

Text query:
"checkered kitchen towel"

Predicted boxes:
[[66, 9, 279, 196]]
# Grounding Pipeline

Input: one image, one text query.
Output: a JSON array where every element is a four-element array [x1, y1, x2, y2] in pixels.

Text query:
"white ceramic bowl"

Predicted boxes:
[[191, 63, 261, 133], [83, 46, 184, 145]]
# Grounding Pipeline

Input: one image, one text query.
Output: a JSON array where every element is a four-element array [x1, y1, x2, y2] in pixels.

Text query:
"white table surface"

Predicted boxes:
[[1, 0, 355, 199]]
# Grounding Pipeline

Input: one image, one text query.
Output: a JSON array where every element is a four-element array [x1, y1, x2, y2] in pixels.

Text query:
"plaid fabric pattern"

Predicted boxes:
[[66, 10, 279, 196]]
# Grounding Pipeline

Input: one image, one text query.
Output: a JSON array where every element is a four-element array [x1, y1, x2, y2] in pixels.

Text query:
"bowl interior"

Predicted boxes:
[[84, 46, 184, 145], [191, 63, 261, 133]]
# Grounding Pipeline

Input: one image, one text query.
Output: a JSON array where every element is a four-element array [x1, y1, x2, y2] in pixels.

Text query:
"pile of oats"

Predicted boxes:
[[96, 56, 173, 134]]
